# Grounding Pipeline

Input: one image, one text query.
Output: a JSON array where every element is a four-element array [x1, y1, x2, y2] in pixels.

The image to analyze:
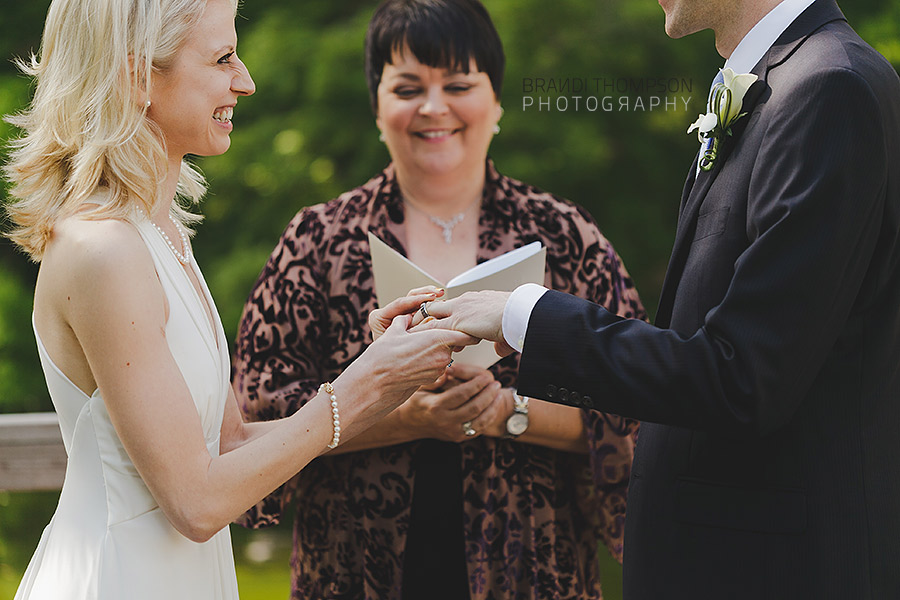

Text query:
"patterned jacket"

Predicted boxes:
[[232, 160, 645, 599]]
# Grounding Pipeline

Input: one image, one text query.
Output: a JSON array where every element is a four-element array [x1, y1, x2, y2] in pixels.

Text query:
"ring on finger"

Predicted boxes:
[[419, 301, 431, 320], [462, 421, 476, 436]]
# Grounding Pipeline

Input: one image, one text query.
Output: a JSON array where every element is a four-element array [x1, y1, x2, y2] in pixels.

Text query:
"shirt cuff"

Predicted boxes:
[[502, 283, 549, 353]]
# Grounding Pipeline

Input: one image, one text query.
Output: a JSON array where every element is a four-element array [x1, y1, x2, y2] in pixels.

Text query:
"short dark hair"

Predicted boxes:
[[364, 0, 505, 113]]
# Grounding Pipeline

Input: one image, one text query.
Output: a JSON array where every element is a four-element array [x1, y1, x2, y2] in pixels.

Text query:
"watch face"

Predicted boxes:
[[506, 413, 529, 436]]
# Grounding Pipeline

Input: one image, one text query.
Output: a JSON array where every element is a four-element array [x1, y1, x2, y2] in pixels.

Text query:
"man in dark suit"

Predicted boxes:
[[418, 0, 900, 596]]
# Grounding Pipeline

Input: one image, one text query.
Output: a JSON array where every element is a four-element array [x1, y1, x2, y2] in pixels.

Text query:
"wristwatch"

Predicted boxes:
[[504, 392, 530, 439]]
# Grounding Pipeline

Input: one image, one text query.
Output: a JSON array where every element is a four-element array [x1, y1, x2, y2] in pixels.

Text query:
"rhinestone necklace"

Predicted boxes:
[[428, 212, 465, 244], [403, 197, 478, 244], [149, 213, 191, 265]]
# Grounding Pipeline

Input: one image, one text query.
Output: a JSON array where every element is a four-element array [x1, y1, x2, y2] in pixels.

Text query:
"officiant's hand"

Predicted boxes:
[[369, 286, 445, 340], [397, 363, 505, 442], [413, 290, 515, 358]]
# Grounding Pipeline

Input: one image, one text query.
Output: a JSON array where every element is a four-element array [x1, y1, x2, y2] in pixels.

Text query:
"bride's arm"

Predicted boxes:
[[60, 222, 471, 543], [223, 289, 452, 454]]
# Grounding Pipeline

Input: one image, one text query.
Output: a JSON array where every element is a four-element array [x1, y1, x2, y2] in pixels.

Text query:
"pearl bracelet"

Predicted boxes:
[[320, 382, 341, 449]]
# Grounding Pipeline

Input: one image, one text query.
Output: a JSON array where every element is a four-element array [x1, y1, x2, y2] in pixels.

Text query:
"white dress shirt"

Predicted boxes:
[[502, 0, 817, 353], [726, 0, 816, 74]]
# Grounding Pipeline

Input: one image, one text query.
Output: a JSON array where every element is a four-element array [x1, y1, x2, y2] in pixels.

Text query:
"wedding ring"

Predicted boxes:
[[419, 301, 431, 320], [462, 421, 476, 436]]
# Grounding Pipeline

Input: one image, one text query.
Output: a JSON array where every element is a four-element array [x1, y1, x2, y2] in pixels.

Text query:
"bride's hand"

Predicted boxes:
[[368, 286, 444, 340], [336, 313, 477, 437]]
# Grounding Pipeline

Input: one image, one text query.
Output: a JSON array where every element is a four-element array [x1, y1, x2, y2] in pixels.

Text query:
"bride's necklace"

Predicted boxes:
[[403, 196, 478, 244], [150, 213, 192, 265]]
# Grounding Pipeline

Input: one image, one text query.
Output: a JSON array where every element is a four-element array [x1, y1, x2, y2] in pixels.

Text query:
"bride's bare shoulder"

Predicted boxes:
[[39, 215, 159, 306], [46, 215, 147, 271]]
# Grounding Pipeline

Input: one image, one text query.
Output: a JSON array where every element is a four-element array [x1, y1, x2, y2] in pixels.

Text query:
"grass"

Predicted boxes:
[[231, 524, 293, 600], [598, 546, 624, 600], [235, 561, 291, 599]]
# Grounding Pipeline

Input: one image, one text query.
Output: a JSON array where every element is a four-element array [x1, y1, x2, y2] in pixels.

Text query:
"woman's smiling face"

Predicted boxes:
[[148, 0, 255, 161], [375, 46, 502, 181]]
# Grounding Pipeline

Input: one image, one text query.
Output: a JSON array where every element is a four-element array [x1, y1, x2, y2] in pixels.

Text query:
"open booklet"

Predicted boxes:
[[368, 231, 546, 368]]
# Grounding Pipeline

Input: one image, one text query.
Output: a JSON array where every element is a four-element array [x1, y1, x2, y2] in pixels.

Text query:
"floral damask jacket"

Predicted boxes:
[[232, 161, 646, 600]]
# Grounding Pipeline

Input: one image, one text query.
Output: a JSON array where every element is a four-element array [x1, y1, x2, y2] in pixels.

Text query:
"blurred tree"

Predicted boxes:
[[1, 47, 46, 413], [1, 0, 898, 414]]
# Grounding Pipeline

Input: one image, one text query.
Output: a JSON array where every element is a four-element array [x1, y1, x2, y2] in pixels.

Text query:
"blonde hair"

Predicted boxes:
[[3, 0, 237, 261]]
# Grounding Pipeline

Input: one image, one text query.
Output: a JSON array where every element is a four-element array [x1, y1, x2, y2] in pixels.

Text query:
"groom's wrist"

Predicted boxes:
[[502, 284, 548, 352]]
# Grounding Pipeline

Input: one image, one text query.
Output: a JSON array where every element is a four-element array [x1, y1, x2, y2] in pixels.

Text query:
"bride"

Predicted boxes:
[[4, 0, 473, 598]]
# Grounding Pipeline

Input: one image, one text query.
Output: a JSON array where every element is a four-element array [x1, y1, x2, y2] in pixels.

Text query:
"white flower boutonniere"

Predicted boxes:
[[688, 68, 758, 171]]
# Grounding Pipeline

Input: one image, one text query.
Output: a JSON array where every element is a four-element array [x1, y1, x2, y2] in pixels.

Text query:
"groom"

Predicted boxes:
[[421, 0, 900, 597]]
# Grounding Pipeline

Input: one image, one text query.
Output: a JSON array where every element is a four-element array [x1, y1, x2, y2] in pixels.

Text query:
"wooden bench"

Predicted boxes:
[[0, 412, 66, 491]]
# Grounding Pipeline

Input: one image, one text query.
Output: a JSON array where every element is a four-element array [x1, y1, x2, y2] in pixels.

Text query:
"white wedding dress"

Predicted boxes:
[[15, 217, 239, 599]]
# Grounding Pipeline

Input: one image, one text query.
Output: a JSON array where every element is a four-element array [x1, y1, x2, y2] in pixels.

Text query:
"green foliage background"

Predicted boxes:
[[1, 1, 898, 596]]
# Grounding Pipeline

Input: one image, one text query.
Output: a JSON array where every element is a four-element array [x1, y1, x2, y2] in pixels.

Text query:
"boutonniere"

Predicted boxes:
[[688, 68, 758, 171]]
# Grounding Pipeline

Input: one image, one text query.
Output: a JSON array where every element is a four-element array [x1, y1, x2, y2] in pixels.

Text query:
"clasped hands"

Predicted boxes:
[[368, 286, 516, 441], [369, 285, 514, 357]]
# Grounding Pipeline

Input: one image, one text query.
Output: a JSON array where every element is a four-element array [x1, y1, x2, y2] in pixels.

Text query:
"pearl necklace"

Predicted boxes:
[[150, 213, 192, 265]]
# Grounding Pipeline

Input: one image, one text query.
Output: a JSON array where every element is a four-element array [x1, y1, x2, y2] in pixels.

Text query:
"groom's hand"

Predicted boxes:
[[412, 290, 516, 358]]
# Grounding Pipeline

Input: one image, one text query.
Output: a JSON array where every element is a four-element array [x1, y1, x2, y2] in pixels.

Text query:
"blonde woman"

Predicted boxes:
[[3, 0, 472, 598]]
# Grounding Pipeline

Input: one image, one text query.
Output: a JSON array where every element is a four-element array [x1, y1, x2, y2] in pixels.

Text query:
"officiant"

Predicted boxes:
[[231, 0, 645, 598]]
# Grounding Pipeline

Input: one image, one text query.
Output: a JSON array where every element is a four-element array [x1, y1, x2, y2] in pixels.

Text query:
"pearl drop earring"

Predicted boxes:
[[378, 131, 385, 142]]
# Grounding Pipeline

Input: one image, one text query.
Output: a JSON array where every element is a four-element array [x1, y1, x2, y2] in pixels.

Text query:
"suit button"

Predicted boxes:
[[582, 395, 594, 409], [558, 388, 569, 403], [547, 385, 557, 399]]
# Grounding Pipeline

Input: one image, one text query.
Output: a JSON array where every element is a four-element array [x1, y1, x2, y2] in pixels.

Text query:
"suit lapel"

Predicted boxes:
[[655, 76, 766, 327], [654, 0, 847, 328]]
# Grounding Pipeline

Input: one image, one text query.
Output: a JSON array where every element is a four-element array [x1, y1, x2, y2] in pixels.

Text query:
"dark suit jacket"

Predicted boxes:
[[516, 1, 900, 597]]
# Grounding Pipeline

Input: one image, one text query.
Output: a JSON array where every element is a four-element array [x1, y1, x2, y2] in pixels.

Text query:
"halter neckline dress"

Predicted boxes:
[[15, 217, 239, 600]]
